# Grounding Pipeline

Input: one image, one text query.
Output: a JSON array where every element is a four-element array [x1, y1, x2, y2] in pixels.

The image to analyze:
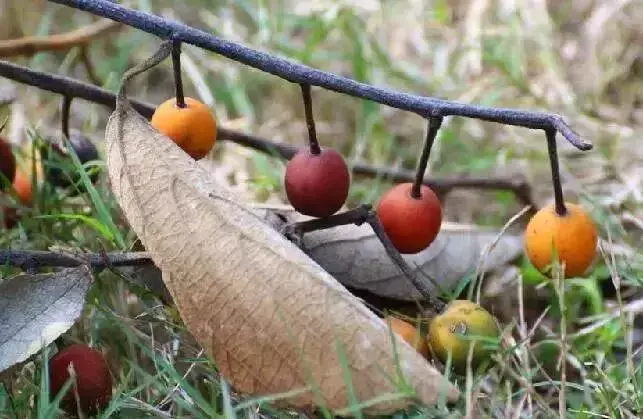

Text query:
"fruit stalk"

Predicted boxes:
[[411, 116, 443, 198], [171, 39, 186, 109], [61, 95, 72, 139], [546, 129, 567, 216], [300, 83, 321, 155]]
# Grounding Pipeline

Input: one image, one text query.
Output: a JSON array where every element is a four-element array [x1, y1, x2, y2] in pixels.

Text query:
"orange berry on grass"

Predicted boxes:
[[376, 183, 442, 254], [150, 97, 217, 160], [12, 167, 33, 206], [524, 202, 598, 277], [3, 167, 33, 229], [384, 315, 430, 358]]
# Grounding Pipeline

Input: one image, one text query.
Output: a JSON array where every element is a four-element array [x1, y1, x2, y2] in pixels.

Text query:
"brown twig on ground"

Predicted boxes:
[[0, 249, 153, 271], [0, 19, 120, 58]]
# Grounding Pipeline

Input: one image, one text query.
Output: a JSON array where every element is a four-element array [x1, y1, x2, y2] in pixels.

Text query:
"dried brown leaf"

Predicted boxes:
[[104, 91, 459, 413]]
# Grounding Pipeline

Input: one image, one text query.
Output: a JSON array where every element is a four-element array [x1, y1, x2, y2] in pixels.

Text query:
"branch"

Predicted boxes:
[[0, 249, 153, 270], [48, 0, 591, 151], [0, 59, 537, 208], [0, 19, 121, 57]]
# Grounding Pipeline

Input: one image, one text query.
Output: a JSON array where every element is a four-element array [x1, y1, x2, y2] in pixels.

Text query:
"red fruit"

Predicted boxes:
[[376, 182, 442, 254], [0, 137, 16, 190], [284, 147, 350, 217], [48, 344, 112, 415]]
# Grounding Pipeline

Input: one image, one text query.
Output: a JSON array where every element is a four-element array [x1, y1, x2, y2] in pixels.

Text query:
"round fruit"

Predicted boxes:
[[376, 183, 442, 254], [524, 202, 598, 278], [12, 167, 33, 206], [42, 132, 100, 190], [428, 300, 499, 373], [150, 97, 218, 160], [48, 344, 112, 415], [385, 315, 429, 358], [0, 137, 16, 190], [284, 147, 350, 218], [3, 167, 33, 229]]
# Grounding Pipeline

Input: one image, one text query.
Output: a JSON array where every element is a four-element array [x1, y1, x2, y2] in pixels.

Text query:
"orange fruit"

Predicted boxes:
[[524, 202, 598, 278], [385, 315, 429, 358], [12, 167, 33, 206], [376, 183, 442, 254], [150, 97, 217, 160], [3, 167, 33, 229]]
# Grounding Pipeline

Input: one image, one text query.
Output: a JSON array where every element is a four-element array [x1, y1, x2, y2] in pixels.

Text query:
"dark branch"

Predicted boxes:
[[48, 0, 591, 151], [0, 250, 154, 270], [281, 205, 445, 312], [0, 59, 537, 209]]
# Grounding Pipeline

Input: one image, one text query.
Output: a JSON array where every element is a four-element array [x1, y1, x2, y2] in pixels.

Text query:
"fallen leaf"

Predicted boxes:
[[0, 265, 93, 373], [253, 206, 523, 301], [104, 57, 460, 414]]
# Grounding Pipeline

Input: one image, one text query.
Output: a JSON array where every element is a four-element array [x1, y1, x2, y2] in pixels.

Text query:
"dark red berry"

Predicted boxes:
[[0, 137, 16, 191], [48, 344, 112, 415], [284, 147, 350, 218]]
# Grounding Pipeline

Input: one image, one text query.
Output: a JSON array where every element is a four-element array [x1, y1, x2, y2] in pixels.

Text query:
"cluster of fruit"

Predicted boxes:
[[148, 93, 600, 281], [385, 300, 501, 373], [0, 133, 99, 229]]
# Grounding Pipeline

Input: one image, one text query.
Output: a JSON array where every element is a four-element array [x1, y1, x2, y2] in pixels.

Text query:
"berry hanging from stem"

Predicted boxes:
[[283, 83, 350, 218], [376, 116, 444, 254]]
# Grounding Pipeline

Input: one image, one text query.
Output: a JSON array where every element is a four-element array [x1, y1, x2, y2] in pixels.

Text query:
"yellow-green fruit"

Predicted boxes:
[[428, 300, 499, 373]]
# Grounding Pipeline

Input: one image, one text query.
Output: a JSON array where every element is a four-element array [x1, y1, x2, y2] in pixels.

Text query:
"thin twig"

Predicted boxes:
[[366, 212, 445, 312], [49, 0, 592, 151], [282, 205, 445, 312], [0, 59, 537, 207], [0, 19, 120, 57], [0, 249, 154, 270]]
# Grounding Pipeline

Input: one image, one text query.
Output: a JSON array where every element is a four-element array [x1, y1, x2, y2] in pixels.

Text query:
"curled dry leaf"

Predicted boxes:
[[255, 206, 523, 301], [0, 266, 93, 373], [104, 44, 459, 414]]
